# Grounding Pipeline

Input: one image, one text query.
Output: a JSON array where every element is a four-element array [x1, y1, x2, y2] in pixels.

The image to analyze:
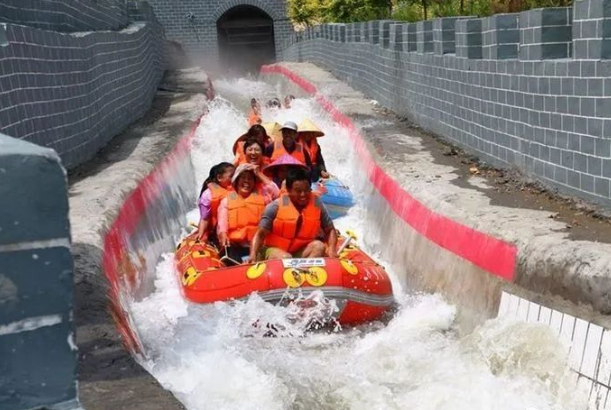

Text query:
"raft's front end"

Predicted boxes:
[[175, 233, 393, 325]]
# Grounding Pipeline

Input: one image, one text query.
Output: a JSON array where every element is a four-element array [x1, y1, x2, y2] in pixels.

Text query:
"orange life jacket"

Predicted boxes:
[[208, 182, 230, 230], [265, 194, 322, 252], [234, 141, 270, 167], [303, 140, 320, 167], [247, 109, 261, 126], [270, 141, 307, 165], [227, 190, 266, 243]]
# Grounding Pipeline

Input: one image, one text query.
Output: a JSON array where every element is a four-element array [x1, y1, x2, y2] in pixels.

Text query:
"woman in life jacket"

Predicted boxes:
[[233, 126, 272, 166], [263, 154, 327, 196], [197, 162, 236, 243], [298, 118, 330, 180], [247, 98, 262, 126], [216, 164, 279, 264], [249, 167, 338, 262]]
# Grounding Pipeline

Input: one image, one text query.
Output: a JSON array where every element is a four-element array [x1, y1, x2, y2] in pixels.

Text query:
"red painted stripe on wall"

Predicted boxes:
[[101, 113, 205, 355], [261, 64, 517, 281]]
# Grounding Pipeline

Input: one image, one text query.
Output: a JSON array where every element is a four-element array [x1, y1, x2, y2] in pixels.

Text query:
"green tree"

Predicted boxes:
[[323, 0, 391, 23], [288, 0, 323, 26]]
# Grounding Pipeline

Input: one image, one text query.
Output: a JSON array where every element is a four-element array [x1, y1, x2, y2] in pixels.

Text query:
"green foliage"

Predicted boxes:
[[288, 0, 323, 26], [322, 0, 391, 23], [392, 1, 424, 22], [288, 0, 573, 25]]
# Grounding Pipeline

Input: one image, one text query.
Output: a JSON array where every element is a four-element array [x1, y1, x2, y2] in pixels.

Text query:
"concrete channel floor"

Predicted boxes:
[[269, 62, 611, 323], [68, 69, 210, 410]]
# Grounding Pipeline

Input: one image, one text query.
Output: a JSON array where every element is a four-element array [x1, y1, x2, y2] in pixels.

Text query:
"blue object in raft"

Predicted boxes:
[[313, 177, 355, 219]]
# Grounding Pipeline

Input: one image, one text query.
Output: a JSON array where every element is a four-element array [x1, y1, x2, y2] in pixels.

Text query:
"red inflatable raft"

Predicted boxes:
[[175, 231, 394, 325]]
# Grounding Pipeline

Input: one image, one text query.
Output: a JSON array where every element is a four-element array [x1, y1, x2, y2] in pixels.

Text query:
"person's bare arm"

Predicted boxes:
[[197, 219, 209, 242], [325, 227, 338, 258], [249, 227, 269, 262]]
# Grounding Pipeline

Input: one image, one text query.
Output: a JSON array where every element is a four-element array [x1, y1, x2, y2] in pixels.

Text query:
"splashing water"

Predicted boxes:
[[130, 78, 585, 410]]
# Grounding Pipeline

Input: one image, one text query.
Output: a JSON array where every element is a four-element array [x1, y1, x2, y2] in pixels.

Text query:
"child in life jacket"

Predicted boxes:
[[247, 98, 262, 126], [196, 162, 235, 243], [216, 164, 279, 264]]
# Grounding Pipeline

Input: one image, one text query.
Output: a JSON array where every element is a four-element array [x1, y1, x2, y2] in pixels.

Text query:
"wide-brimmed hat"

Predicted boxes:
[[280, 121, 298, 132], [231, 163, 257, 186], [297, 118, 325, 138], [262, 122, 282, 142], [263, 154, 308, 177]]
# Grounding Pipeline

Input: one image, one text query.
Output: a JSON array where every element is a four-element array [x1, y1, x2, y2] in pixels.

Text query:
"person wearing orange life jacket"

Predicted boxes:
[[217, 164, 279, 264], [235, 139, 271, 170], [196, 162, 236, 243], [297, 118, 330, 180], [233, 125, 272, 166], [247, 98, 262, 126], [264, 122, 314, 179], [263, 153, 327, 196], [249, 167, 338, 262]]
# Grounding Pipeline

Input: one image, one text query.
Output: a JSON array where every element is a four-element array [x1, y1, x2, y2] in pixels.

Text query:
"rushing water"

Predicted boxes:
[[130, 77, 586, 410]]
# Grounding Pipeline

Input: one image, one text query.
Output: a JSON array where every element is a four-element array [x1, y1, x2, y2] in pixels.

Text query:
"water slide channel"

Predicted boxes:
[[126, 75, 586, 410]]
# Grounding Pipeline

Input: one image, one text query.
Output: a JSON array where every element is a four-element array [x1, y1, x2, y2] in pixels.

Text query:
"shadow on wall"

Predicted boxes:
[[217, 5, 276, 75]]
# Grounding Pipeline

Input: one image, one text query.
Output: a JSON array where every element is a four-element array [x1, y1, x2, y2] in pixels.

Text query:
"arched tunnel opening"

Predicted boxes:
[[217, 6, 276, 74]]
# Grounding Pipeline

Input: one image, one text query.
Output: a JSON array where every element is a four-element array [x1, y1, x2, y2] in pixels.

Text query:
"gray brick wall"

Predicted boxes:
[[0, 133, 77, 410], [0, 3, 165, 169], [0, 0, 129, 32], [146, 0, 292, 66], [285, 0, 611, 208]]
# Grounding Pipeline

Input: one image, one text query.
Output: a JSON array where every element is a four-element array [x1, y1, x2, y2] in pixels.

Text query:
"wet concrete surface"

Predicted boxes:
[[359, 110, 611, 245], [69, 70, 209, 410]]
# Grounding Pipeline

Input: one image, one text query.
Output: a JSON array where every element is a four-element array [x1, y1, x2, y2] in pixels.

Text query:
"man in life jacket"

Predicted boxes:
[[298, 118, 330, 180], [249, 167, 338, 261], [265, 121, 314, 175]]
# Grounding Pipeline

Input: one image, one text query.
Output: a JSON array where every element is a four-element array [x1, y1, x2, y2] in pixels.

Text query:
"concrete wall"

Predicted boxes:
[[0, 0, 129, 32], [146, 0, 292, 66], [0, 1, 165, 169], [0, 133, 78, 410], [282, 0, 611, 209]]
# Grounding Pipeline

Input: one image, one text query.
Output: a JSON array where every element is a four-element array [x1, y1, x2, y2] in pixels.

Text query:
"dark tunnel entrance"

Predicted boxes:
[[217, 6, 276, 74]]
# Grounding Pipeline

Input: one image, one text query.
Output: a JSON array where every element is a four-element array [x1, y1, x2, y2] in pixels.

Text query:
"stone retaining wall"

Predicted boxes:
[[282, 0, 611, 208], [0, 2, 165, 169], [0, 0, 129, 32]]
